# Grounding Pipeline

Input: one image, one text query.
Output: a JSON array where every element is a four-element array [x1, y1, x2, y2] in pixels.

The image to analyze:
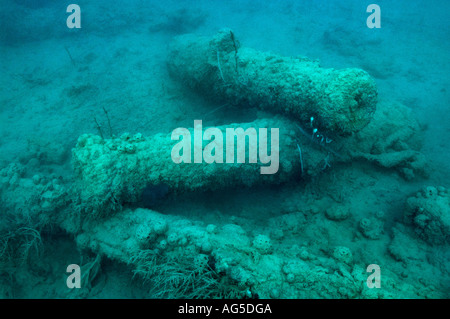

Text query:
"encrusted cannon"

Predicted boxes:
[[167, 29, 377, 136]]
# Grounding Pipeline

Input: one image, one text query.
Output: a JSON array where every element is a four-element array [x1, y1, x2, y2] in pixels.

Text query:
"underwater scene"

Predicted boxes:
[[0, 0, 449, 299]]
